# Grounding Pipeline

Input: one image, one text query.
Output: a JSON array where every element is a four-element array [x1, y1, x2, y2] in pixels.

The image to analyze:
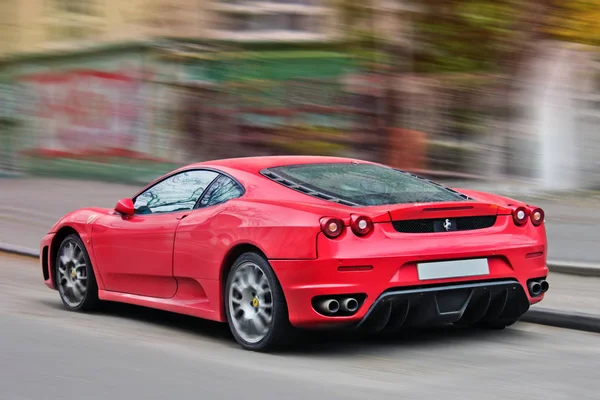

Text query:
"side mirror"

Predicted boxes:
[[115, 198, 135, 216]]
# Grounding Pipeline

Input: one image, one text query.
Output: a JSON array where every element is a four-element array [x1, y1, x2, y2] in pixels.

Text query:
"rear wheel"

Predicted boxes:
[[225, 252, 294, 352], [55, 234, 99, 311]]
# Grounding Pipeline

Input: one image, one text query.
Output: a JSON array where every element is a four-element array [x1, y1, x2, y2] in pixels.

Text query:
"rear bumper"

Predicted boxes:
[[270, 253, 547, 329], [357, 279, 528, 332]]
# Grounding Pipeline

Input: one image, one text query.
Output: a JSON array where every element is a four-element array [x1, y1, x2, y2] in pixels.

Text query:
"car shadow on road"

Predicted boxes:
[[287, 325, 534, 356], [39, 298, 535, 356], [39, 298, 233, 341]]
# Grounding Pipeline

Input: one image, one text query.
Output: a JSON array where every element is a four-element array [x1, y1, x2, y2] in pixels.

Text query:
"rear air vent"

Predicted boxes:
[[261, 170, 358, 206], [393, 216, 497, 233]]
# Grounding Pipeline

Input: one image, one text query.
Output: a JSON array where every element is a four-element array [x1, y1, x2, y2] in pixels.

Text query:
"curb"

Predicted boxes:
[[0, 242, 39, 258], [548, 261, 600, 277], [522, 307, 600, 334]]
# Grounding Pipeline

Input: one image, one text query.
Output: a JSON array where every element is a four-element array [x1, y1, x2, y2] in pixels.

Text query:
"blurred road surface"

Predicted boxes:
[[2, 254, 600, 400], [1, 177, 600, 263]]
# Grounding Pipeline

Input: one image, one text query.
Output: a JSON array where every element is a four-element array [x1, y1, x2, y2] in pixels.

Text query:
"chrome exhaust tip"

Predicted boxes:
[[319, 299, 340, 314], [540, 280, 550, 293], [341, 298, 359, 312], [528, 281, 542, 296]]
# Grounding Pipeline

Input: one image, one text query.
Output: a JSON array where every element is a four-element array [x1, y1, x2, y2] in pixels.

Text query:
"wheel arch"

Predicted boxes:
[[219, 243, 269, 319], [220, 243, 268, 287], [49, 226, 80, 290]]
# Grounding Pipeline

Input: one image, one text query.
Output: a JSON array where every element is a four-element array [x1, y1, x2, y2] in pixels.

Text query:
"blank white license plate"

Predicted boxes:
[[417, 258, 490, 281]]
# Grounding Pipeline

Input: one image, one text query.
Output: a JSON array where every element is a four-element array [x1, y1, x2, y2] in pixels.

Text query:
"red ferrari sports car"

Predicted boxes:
[[40, 156, 549, 351]]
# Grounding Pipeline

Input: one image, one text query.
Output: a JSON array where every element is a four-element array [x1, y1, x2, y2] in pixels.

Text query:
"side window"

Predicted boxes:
[[133, 170, 218, 214], [199, 174, 244, 208]]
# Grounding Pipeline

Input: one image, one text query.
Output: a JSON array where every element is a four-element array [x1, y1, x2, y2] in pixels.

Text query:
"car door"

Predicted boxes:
[[173, 173, 245, 282], [92, 169, 219, 298]]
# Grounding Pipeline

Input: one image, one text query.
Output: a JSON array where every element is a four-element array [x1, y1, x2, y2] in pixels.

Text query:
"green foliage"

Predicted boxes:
[[414, 0, 521, 73], [545, 0, 600, 46], [0, 118, 20, 128], [336, 0, 600, 74], [275, 139, 346, 156], [333, 0, 388, 65]]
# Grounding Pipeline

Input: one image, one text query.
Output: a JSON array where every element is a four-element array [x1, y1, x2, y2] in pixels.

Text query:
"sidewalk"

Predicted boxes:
[[1, 176, 600, 265], [522, 270, 600, 333], [533, 271, 600, 316]]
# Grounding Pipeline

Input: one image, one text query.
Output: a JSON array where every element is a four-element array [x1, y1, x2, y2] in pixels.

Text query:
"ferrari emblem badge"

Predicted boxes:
[[252, 297, 259, 308], [443, 218, 452, 231], [86, 214, 98, 224]]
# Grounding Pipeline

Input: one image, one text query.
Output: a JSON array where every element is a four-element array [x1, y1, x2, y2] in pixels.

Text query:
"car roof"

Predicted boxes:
[[190, 155, 375, 174]]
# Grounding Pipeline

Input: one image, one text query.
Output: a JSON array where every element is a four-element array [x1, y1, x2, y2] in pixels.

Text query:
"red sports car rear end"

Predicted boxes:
[[263, 162, 548, 332]]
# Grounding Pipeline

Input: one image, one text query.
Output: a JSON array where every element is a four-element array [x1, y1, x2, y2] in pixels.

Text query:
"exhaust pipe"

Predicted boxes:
[[528, 281, 542, 296], [341, 298, 359, 313], [540, 280, 550, 293], [318, 299, 340, 314]]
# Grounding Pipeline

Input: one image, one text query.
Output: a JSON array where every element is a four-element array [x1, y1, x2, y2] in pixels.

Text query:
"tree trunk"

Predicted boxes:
[[490, 0, 555, 178]]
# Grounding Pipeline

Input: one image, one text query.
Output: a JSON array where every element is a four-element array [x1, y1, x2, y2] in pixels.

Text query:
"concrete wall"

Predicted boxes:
[[1, 47, 187, 182]]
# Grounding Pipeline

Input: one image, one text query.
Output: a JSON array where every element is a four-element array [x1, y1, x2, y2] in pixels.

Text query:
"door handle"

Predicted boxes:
[[176, 214, 189, 220]]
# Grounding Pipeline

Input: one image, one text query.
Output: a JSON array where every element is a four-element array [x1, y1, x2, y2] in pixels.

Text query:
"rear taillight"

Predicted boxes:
[[530, 207, 545, 226], [320, 217, 345, 239], [350, 215, 373, 237], [512, 206, 529, 226]]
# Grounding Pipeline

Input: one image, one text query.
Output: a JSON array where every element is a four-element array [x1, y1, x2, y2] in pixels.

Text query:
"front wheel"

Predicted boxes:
[[55, 234, 100, 311], [225, 252, 294, 352]]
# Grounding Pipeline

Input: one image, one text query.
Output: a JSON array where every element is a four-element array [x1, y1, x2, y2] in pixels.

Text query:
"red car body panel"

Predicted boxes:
[[272, 214, 546, 327], [91, 211, 184, 298], [40, 156, 548, 328], [41, 207, 109, 290]]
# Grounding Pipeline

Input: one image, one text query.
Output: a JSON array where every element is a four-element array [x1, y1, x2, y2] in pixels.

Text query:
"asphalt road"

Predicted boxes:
[[2, 254, 600, 400]]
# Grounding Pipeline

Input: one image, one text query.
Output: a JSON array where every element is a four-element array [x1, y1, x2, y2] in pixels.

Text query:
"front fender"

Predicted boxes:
[[47, 207, 110, 234], [44, 207, 111, 290]]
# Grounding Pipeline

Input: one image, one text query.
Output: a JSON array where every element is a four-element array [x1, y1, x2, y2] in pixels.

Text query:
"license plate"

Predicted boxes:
[[417, 258, 490, 281]]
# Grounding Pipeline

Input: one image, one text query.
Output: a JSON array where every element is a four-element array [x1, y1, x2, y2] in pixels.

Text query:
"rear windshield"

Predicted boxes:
[[266, 163, 466, 206]]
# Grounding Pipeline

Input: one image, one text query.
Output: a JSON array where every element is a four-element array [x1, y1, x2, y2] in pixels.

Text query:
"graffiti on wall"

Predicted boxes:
[[18, 67, 150, 154]]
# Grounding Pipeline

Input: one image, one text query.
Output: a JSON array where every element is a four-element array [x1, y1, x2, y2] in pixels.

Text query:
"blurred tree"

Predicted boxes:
[[411, 0, 555, 177], [413, 0, 551, 74], [334, 0, 412, 141], [334, 0, 600, 175], [334, 0, 382, 67]]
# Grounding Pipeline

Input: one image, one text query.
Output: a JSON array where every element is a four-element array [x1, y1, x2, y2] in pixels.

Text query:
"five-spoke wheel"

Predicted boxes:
[[225, 252, 294, 351], [228, 261, 274, 344], [56, 234, 99, 311]]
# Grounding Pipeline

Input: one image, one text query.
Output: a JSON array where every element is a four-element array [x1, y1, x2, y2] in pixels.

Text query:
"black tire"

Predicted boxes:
[[55, 234, 100, 312], [224, 252, 295, 352]]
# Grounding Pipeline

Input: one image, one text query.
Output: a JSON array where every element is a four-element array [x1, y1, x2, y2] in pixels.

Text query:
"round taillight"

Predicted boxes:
[[320, 217, 345, 239], [530, 208, 545, 226], [513, 206, 529, 226], [350, 215, 374, 237]]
